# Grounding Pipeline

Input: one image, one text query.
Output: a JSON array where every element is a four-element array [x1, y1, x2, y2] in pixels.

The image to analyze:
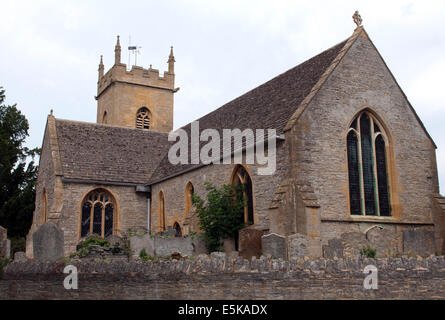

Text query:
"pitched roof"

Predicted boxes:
[[148, 37, 349, 184], [54, 119, 169, 185]]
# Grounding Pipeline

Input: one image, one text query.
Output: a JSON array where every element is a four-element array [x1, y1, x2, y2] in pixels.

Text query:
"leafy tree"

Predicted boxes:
[[0, 86, 39, 241], [192, 182, 246, 252]]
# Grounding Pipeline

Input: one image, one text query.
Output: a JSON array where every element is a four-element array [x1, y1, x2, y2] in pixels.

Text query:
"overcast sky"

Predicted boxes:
[[1, 0, 444, 190]]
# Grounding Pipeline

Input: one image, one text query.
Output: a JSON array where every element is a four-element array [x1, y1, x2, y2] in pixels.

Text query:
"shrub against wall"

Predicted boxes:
[[192, 182, 246, 252]]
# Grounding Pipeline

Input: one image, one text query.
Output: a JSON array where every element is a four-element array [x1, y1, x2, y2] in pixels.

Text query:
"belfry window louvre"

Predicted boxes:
[[136, 107, 151, 129], [346, 111, 391, 216], [81, 189, 115, 238]]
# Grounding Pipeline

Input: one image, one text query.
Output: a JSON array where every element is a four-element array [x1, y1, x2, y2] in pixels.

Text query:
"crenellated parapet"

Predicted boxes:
[[97, 63, 175, 98], [95, 36, 177, 132]]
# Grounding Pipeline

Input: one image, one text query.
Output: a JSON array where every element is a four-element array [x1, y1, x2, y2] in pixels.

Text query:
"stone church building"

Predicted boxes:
[[26, 18, 445, 259]]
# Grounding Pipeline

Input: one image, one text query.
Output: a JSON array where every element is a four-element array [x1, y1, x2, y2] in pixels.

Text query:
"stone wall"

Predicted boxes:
[[58, 182, 148, 255], [150, 141, 289, 235], [284, 32, 440, 256], [2, 255, 445, 299], [130, 234, 207, 258]]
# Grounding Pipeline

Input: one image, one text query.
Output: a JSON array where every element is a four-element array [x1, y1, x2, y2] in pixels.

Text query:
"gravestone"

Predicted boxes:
[[130, 234, 155, 257], [238, 228, 263, 259], [367, 226, 398, 257], [287, 233, 308, 259], [191, 236, 207, 255], [14, 251, 27, 262], [223, 237, 236, 253], [32, 222, 64, 261], [341, 232, 367, 258], [322, 238, 343, 259], [154, 236, 194, 257], [261, 233, 287, 259], [403, 228, 435, 256], [0, 226, 10, 258]]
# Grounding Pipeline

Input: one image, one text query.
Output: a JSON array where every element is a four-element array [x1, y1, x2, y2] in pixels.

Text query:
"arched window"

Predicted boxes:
[[184, 182, 194, 218], [81, 189, 115, 238], [232, 165, 254, 224], [347, 111, 391, 216], [102, 111, 108, 124], [159, 191, 166, 232], [173, 222, 182, 237], [136, 107, 151, 129], [41, 189, 47, 224]]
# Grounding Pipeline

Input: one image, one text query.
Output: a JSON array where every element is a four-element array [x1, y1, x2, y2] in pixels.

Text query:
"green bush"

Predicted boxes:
[[71, 234, 111, 259], [192, 182, 246, 253], [139, 248, 156, 262], [360, 246, 377, 258], [78, 234, 111, 249]]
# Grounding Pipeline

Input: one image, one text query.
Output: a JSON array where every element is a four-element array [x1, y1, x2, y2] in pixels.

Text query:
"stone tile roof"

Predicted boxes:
[[148, 38, 349, 184], [54, 119, 169, 184]]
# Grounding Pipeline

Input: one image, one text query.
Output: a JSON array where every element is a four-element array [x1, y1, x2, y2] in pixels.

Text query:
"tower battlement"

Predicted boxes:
[[97, 63, 175, 99], [95, 36, 176, 132]]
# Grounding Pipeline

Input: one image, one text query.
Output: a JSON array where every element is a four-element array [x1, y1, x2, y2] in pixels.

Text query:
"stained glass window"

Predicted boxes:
[[347, 112, 391, 216], [347, 131, 361, 215], [375, 135, 391, 216]]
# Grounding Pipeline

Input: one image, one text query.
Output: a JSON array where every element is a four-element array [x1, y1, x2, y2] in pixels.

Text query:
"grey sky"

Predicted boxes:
[[1, 0, 444, 190]]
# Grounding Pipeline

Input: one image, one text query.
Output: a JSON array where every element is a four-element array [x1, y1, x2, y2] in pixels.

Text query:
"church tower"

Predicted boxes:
[[96, 36, 177, 132]]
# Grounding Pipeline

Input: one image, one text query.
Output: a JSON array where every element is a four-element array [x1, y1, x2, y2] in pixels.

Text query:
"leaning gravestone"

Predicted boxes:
[[239, 228, 263, 259], [33, 222, 64, 261], [261, 233, 287, 259]]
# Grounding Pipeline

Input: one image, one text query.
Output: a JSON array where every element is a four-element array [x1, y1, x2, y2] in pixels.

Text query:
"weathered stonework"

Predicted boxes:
[[96, 39, 175, 132], [3, 256, 445, 300], [26, 27, 445, 261], [32, 222, 64, 261], [283, 28, 441, 257]]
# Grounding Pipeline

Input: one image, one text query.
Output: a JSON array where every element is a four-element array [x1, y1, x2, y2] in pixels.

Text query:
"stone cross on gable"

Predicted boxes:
[[353, 11, 362, 27]]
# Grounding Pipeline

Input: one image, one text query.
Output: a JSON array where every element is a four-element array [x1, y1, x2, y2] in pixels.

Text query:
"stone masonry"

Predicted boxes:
[[2, 255, 445, 299]]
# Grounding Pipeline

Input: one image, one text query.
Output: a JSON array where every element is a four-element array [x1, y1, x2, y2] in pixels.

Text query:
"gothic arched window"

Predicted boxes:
[[184, 182, 194, 218], [136, 107, 151, 129], [232, 165, 254, 224], [347, 111, 391, 216], [81, 189, 115, 238], [102, 111, 108, 124]]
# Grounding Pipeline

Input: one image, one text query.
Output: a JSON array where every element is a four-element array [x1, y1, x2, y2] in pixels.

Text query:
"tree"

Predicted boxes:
[[192, 182, 246, 252], [0, 86, 39, 240]]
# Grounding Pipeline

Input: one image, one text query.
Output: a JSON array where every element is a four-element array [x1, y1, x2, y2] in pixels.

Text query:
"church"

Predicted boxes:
[[25, 14, 445, 259]]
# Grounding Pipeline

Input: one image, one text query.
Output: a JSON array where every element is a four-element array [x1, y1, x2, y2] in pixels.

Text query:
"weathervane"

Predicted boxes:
[[353, 11, 362, 27], [127, 36, 142, 68]]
